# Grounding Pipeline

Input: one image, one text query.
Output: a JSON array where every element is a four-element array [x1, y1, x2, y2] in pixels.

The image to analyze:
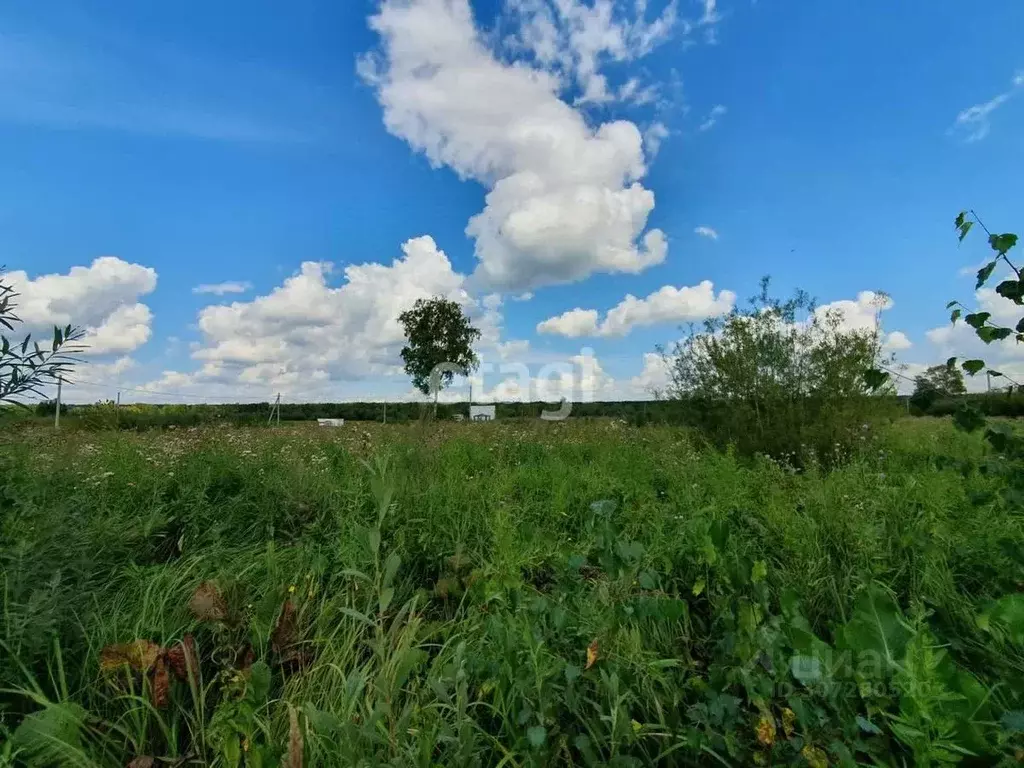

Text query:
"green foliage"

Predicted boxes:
[[2, 418, 1023, 765], [660, 276, 896, 465], [398, 296, 481, 398], [0, 270, 85, 404]]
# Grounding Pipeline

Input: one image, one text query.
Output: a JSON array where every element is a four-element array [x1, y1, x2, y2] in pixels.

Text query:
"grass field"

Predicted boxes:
[[2, 419, 1024, 766]]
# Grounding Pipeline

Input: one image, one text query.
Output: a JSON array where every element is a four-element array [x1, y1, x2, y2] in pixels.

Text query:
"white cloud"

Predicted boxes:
[[5, 256, 157, 356], [694, 225, 718, 240], [360, 0, 670, 292], [952, 72, 1024, 142], [505, 0, 679, 105], [698, 103, 726, 131], [193, 281, 253, 296], [813, 290, 893, 333], [134, 235, 513, 401], [628, 351, 671, 395], [883, 330, 912, 351], [537, 280, 736, 337], [537, 307, 601, 337], [644, 121, 670, 156]]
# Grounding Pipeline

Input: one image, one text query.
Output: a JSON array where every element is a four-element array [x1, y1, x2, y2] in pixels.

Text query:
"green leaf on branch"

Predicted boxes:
[[954, 404, 985, 432], [946, 356, 958, 370], [990, 370, 1004, 377], [957, 220, 974, 242], [977, 261, 998, 289], [962, 360, 985, 376], [989, 233, 1019, 254], [862, 368, 889, 391], [1017, 318, 1024, 333], [950, 308, 961, 324], [996, 279, 1024, 305], [965, 312, 991, 329], [978, 326, 1012, 344], [946, 300, 959, 309]]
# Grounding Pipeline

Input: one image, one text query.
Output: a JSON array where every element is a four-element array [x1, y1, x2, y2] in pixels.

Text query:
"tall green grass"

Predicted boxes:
[[1, 420, 1023, 766]]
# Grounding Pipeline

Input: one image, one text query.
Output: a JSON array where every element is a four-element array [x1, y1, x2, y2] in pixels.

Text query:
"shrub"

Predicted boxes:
[[660, 277, 896, 465]]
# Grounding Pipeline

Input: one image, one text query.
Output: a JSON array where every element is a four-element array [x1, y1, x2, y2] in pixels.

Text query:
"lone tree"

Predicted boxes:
[[1, 269, 84, 405], [910, 364, 966, 414], [398, 296, 480, 414]]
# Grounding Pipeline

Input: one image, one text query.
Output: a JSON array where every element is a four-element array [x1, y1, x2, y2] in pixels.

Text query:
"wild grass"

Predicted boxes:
[[1, 419, 1023, 766]]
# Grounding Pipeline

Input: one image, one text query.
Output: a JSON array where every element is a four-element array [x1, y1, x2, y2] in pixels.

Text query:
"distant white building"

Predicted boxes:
[[469, 404, 495, 421]]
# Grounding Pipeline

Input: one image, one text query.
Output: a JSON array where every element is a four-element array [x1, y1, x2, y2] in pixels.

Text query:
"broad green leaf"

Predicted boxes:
[[790, 654, 822, 684], [692, 577, 706, 597], [1018, 318, 1024, 333], [527, 725, 547, 748], [989, 232, 1018, 254], [946, 356, 958, 369], [957, 219, 974, 242], [979, 594, 1024, 645], [953, 404, 985, 432], [856, 715, 882, 735], [964, 312, 991, 329], [977, 326, 1012, 343], [378, 586, 394, 612], [751, 559, 767, 584], [996, 279, 1024, 304], [989, 370, 1004, 377], [862, 368, 889, 391], [249, 660, 271, 702], [838, 584, 911, 671], [962, 359, 985, 375], [946, 300, 959, 309], [950, 308, 961, 324], [976, 260, 998, 289], [382, 551, 401, 588], [954, 211, 967, 229], [10, 702, 87, 763], [1001, 711, 1024, 734]]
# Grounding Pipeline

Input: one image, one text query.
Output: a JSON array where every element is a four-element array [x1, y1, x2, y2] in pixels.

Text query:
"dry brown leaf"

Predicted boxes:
[[585, 639, 598, 670], [150, 655, 170, 708], [166, 634, 198, 682], [189, 581, 228, 622], [127, 757, 155, 768], [100, 640, 161, 675], [271, 600, 298, 656], [285, 705, 303, 768], [756, 715, 776, 747], [781, 707, 797, 739]]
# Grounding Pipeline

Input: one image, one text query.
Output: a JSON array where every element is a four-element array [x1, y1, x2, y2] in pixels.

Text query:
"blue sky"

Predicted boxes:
[[5, 0, 1024, 403]]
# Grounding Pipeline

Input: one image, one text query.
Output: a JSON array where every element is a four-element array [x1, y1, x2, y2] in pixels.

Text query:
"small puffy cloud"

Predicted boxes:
[[883, 330, 912, 351], [537, 308, 600, 337], [361, 0, 670, 292], [813, 291, 892, 332], [644, 121, 669, 157], [193, 281, 253, 296], [537, 280, 735, 338], [629, 351, 671, 395], [5, 256, 157, 356], [694, 226, 718, 240], [698, 104, 726, 131]]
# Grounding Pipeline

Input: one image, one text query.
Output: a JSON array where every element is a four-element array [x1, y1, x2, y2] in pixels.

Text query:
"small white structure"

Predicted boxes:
[[469, 405, 495, 422], [317, 418, 345, 427]]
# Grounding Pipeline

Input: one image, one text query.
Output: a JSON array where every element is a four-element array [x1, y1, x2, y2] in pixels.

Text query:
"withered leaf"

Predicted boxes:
[[585, 639, 598, 670], [189, 581, 228, 622], [127, 758, 155, 768], [150, 655, 171, 708], [285, 705, 304, 768], [166, 634, 198, 682], [271, 600, 298, 656], [100, 640, 160, 675]]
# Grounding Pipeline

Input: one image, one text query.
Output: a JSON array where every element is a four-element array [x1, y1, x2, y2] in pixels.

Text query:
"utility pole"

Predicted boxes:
[[54, 377, 62, 429], [268, 393, 281, 425]]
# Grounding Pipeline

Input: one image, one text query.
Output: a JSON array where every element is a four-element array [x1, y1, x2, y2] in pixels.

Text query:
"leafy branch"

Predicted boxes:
[[0, 270, 86, 405]]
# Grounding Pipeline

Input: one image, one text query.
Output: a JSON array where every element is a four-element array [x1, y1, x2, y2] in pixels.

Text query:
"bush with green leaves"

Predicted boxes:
[[660, 277, 896, 465], [0, 270, 84, 405]]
